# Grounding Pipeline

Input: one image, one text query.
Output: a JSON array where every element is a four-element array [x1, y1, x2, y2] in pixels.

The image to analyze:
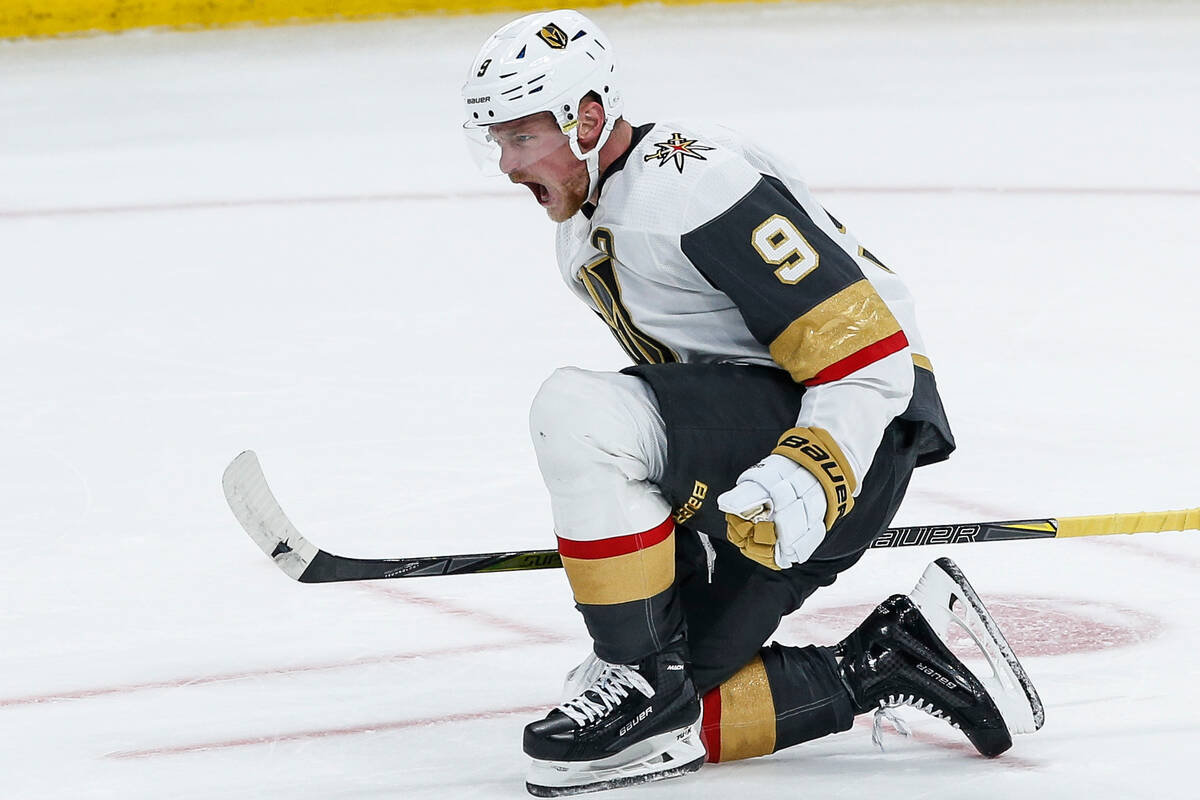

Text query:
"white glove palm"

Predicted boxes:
[[717, 454, 828, 569]]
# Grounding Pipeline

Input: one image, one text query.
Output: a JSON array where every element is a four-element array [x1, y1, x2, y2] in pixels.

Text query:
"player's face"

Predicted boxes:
[[489, 113, 589, 223]]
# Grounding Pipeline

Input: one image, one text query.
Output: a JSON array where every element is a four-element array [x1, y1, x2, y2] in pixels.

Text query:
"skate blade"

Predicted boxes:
[[910, 557, 1045, 735], [526, 720, 705, 797]]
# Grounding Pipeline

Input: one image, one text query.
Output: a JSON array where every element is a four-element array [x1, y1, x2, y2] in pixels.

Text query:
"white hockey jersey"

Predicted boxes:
[[555, 122, 953, 488]]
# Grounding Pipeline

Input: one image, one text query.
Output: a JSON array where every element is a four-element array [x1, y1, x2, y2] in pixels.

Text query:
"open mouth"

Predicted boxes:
[[522, 181, 551, 206]]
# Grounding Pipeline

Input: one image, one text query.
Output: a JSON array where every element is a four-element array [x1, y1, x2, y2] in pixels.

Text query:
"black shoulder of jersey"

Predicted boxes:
[[680, 174, 866, 346]]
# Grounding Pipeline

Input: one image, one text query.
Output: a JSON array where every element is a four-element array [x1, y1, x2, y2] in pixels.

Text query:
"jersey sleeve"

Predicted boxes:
[[680, 170, 914, 492]]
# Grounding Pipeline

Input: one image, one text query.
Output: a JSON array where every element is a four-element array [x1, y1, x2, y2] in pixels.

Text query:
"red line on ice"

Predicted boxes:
[[778, 595, 1162, 658], [893, 488, 1012, 521], [0, 191, 512, 219], [0, 640, 532, 709], [354, 584, 569, 644], [1085, 535, 1200, 571], [3, 580, 574, 710], [3, 185, 1195, 219], [105, 704, 550, 759], [108, 706, 1042, 764]]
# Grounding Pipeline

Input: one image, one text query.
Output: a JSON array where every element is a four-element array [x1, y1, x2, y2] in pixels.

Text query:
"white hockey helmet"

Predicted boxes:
[[462, 10, 623, 194]]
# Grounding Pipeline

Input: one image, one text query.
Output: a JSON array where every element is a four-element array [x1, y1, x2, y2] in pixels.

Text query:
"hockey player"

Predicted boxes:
[[462, 10, 1043, 796]]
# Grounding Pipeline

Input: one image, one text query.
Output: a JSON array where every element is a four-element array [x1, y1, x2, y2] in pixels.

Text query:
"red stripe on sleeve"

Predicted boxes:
[[555, 516, 674, 560], [803, 329, 909, 387], [700, 687, 723, 763]]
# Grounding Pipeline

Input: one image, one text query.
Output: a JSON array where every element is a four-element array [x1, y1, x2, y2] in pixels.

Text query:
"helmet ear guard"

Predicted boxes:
[[567, 99, 618, 203], [462, 10, 623, 196]]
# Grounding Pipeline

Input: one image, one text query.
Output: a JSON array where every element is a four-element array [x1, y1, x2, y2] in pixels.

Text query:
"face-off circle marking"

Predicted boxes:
[[781, 596, 1162, 657]]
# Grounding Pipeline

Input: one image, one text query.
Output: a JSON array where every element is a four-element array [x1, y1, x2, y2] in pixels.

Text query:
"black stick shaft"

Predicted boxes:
[[295, 519, 1067, 583]]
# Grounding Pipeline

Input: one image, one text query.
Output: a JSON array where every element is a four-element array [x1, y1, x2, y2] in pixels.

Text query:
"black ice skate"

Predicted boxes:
[[523, 639, 704, 797], [837, 557, 1044, 757]]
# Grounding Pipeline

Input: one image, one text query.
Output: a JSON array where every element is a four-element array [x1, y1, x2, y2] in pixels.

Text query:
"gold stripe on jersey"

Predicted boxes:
[[772, 427, 858, 530], [767, 278, 903, 385], [716, 654, 777, 761], [912, 353, 934, 372], [560, 531, 676, 606]]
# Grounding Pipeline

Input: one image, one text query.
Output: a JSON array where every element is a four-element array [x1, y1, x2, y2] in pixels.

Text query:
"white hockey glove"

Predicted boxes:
[[717, 454, 827, 570], [717, 427, 858, 570]]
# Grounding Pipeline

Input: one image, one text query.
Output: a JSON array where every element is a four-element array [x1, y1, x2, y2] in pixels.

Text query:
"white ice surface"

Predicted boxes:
[[2, 1, 1199, 797]]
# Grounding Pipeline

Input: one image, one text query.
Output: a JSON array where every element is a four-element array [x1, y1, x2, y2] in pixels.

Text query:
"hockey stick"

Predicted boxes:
[[222, 450, 1200, 584]]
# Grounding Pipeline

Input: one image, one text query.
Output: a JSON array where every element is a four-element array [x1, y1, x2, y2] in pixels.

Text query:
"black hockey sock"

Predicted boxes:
[[699, 644, 854, 762], [558, 517, 686, 663]]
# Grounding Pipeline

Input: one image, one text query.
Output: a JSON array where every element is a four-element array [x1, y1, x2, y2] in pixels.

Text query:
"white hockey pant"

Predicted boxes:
[[529, 367, 672, 543]]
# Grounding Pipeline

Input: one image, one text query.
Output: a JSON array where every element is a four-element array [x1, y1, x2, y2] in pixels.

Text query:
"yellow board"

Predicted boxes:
[[1, 0, 791, 40]]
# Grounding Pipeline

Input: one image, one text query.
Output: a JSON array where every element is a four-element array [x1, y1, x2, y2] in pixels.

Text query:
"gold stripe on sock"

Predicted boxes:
[[717, 654, 777, 761]]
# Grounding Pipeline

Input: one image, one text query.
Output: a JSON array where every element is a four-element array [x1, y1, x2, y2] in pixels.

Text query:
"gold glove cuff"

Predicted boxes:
[[770, 426, 858, 530]]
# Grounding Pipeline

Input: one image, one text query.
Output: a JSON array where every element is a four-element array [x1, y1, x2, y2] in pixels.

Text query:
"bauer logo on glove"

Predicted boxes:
[[718, 427, 859, 570], [772, 429, 855, 527]]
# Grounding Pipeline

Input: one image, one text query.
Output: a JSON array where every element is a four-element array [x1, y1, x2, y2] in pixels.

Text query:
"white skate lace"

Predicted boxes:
[[871, 694, 958, 751], [556, 663, 655, 727]]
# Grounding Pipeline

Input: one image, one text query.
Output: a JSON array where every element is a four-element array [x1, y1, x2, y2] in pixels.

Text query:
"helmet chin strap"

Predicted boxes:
[[567, 114, 617, 203]]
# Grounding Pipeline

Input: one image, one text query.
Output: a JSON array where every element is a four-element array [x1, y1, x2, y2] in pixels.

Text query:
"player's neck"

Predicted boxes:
[[596, 119, 634, 176]]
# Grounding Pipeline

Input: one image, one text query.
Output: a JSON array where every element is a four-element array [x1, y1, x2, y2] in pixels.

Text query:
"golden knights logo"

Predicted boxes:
[[537, 23, 570, 49], [644, 133, 715, 173]]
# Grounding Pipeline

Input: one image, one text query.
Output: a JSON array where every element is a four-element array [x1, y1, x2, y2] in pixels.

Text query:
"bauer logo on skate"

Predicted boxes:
[[916, 662, 958, 690], [619, 706, 652, 736]]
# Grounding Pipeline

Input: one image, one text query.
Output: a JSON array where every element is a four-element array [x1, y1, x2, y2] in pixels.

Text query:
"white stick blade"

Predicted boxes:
[[222, 451, 319, 580]]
